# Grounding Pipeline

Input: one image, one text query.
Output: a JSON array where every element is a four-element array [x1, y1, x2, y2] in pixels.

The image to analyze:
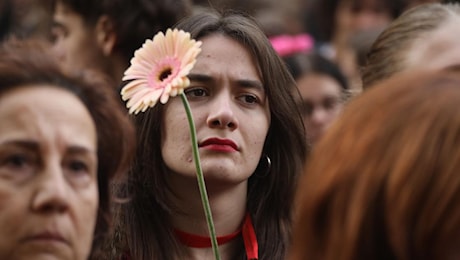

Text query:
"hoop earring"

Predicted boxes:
[[255, 154, 271, 178]]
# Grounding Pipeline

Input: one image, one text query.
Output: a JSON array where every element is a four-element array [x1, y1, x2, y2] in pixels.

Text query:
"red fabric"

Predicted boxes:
[[242, 213, 258, 260], [174, 227, 241, 248], [174, 213, 259, 259]]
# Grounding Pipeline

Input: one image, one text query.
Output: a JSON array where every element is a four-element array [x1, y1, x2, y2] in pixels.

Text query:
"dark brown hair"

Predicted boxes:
[[112, 9, 307, 260], [53, 0, 192, 64], [0, 39, 135, 259], [307, 0, 405, 43], [284, 52, 349, 92], [290, 69, 460, 260]]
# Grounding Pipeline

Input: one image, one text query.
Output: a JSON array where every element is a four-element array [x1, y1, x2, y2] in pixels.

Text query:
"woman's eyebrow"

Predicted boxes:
[[0, 140, 96, 155], [237, 79, 264, 91], [188, 73, 264, 90], [0, 140, 39, 151], [188, 73, 213, 83], [67, 146, 97, 156]]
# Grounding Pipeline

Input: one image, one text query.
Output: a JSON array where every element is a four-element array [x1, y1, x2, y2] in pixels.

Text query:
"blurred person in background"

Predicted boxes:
[[0, 0, 52, 41], [284, 52, 349, 147], [193, 0, 306, 37], [404, 0, 441, 9], [289, 68, 460, 260], [0, 0, 13, 41], [362, 2, 460, 88], [304, 0, 405, 91], [51, 0, 192, 88]]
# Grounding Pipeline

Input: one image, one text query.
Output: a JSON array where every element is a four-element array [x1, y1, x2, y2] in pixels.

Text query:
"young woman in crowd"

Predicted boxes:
[[110, 9, 307, 260]]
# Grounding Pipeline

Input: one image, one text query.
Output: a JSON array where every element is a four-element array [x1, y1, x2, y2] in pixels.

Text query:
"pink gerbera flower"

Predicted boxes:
[[121, 28, 202, 114], [120, 27, 221, 259]]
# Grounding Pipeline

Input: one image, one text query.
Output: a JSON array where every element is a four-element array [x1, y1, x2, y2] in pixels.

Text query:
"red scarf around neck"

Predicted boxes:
[[174, 213, 258, 260]]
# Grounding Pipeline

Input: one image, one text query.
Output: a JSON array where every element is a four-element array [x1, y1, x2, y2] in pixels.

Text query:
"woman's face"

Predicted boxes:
[[0, 86, 98, 260], [51, 1, 109, 78], [338, 0, 392, 34], [296, 73, 344, 145], [162, 34, 270, 185]]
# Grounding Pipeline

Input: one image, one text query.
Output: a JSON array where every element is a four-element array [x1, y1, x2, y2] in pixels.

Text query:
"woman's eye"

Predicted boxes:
[[50, 27, 66, 43], [323, 98, 340, 110], [6, 155, 28, 168], [67, 160, 89, 174], [64, 155, 96, 186], [0, 153, 36, 177], [185, 87, 207, 97], [238, 94, 259, 104]]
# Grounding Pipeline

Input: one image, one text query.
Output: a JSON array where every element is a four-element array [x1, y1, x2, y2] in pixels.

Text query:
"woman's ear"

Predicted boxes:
[[95, 15, 116, 56]]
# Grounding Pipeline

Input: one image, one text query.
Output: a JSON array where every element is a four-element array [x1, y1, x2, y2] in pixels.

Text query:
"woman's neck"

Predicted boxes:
[[179, 240, 241, 260], [167, 173, 248, 236]]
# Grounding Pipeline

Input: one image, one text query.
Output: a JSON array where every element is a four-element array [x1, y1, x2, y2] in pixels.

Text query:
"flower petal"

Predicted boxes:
[[121, 28, 201, 114]]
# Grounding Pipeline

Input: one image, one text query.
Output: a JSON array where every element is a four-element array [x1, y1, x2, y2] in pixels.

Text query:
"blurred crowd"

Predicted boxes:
[[1, 0, 460, 259], [2, 0, 455, 89]]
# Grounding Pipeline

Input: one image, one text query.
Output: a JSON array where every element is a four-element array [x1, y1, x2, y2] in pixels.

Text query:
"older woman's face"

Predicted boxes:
[[161, 34, 270, 186], [0, 86, 98, 260]]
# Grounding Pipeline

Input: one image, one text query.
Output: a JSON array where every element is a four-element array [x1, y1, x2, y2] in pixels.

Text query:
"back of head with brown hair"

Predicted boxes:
[[290, 69, 460, 260], [362, 3, 460, 88]]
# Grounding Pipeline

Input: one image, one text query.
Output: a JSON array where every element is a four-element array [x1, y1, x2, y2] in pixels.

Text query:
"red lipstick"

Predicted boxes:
[[199, 138, 238, 152]]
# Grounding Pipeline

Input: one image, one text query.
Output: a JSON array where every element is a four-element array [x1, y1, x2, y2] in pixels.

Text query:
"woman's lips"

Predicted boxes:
[[199, 138, 238, 152], [23, 231, 69, 245]]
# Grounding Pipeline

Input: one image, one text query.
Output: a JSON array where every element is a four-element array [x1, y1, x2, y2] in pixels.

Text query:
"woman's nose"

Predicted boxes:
[[310, 107, 329, 126], [51, 43, 66, 63], [31, 163, 70, 213], [206, 94, 238, 130]]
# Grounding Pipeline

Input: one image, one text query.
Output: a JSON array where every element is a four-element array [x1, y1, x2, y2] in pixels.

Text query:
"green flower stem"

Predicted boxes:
[[181, 93, 221, 260]]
